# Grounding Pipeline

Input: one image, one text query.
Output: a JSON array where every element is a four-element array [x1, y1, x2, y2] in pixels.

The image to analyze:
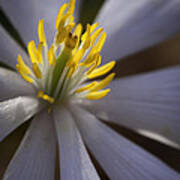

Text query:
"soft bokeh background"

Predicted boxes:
[[0, 0, 180, 179]]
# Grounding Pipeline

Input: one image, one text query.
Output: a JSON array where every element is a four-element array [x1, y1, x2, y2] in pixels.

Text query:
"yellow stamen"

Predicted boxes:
[[68, 0, 75, 15], [38, 19, 47, 46], [86, 55, 101, 75], [16, 0, 114, 102], [85, 89, 110, 100], [73, 24, 83, 52], [48, 45, 56, 65], [91, 28, 103, 45], [17, 55, 31, 74], [81, 52, 100, 67], [32, 63, 42, 79], [67, 48, 85, 67], [37, 43, 43, 64], [76, 81, 97, 93], [82, 24, 91, 50], [56, 3, 68, 30], [88, 61, 116, 79], [16, 67, 34, 83], [89, 73, 115, 92], [93, 31, 107, 53], [37, 91, 55, 104], [28, 41, 38, 63], [90, 23, 99, 33]]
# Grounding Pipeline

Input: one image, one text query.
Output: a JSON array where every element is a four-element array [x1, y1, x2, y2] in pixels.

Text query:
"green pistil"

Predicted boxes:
[[50, 47, 72, 96]]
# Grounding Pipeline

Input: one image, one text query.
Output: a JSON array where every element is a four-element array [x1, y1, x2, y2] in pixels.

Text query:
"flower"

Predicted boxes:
[[0, 0, 180, 179]]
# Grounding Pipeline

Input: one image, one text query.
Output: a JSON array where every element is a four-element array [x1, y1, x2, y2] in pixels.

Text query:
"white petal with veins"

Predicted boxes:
[[53, 106, 100, 180], [83, 66, 180, 148], [96, 0, 180, 62], [70, 105, 180, 180], [0, 96, 41, 142], [0, 25, 28, 69], [0, 68, 36, 101], [1, 0, 81, 45], [3, 110, 56, 180]]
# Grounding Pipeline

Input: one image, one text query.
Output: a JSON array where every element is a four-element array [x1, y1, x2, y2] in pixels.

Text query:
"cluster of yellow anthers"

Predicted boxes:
[[16, 0, 116, 104]]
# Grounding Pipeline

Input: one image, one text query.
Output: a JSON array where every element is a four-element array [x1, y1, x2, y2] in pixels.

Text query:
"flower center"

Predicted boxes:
[[16, 0, 116, 104]]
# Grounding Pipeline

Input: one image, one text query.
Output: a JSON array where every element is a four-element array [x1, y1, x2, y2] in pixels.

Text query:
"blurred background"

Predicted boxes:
[[0, 0, 180, 179]]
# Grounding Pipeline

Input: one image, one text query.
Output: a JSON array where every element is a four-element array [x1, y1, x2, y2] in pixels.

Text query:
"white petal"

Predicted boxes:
[[0, 68, 36, 101], [53, 106, 100, 180], [84, 66, 180, 148], [0, 25, 28, 69], [95, 0, 180, 62], [70, 105, 180, 180], [3, 110, 56, 180], [1, 0, 81, 45], [0, 96, 41, 142]]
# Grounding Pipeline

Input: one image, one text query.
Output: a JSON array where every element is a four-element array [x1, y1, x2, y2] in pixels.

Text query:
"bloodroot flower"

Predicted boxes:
[[0, 0, 180, 179]]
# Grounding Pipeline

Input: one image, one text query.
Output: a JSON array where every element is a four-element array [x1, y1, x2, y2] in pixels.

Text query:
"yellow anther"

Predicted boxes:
[[81, 24, 90, 41], [68, 15, 74, 24], [76, 81, 97, 93], [56, 3, 68, 30], [28, 41, 38, 63], [32, 63, 42, 79], [37, 91, 55, 104], [38, 19, 47, 46], [85, 89, 110, 100], [88, 61, 116, 79], [56, 14, 74, 44], [73, 48, 84, 64], [89, 73, 115, 92], [82, 24, 91, 50], [94, 31, 107, 53], [28, 40, 43, 64], [73, 24, 83, 52], [68, 0, 75, 15], [37, 43, 43, 64], [86, 56, 101, 75], [81, 52, 100, 67], [74, 24, 83, 37], [17, 68, 34, 83], [17, 55, 31, 74], [90, 23, 99, 33], [91, 28, 103, 45], [67, 48, 84, 67], [48, 45, 56, 65]]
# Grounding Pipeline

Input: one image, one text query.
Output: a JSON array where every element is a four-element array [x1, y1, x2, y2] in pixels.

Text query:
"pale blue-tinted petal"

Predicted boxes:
[[0, 25, 28, 69], [96, 0, 180, 62], [1, 0, 81, 45], [0, 68, 36, 101], [70, 105, 180, 180], [83, 66, 180, 148], [0, 96, 41, 142], [3, 110, 56, 180], [53, 106, 100, 180]]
